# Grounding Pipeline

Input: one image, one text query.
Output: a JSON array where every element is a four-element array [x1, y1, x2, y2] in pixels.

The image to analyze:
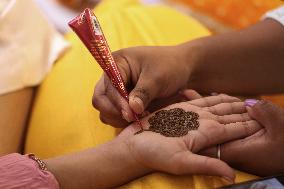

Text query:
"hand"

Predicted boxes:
[[117, 94, 262, 181], [92, 45, 194, 127], [200, 100, 284, 176]]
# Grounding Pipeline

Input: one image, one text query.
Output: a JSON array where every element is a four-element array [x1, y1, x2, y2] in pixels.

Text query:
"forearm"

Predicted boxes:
[[45, 139, 151, 189], [0, 88, 34, 155], [183, 19, 284, 95]]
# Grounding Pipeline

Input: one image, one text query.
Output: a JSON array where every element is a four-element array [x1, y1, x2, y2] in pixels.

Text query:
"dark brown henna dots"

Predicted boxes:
[[135, 108, 199, 137]]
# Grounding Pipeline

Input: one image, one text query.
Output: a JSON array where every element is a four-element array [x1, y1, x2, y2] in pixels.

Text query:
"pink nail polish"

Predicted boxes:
[[245, 99, 259, 107]]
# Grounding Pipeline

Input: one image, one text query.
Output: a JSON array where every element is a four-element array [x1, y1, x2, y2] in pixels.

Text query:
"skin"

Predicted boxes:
[[1, 11, 283, 187], [199, 100, 284, 176], [0, 88, 34, 155], [93, 18, 284, 127], [183, 91, 284, 176], [45, 94, 261, 189]]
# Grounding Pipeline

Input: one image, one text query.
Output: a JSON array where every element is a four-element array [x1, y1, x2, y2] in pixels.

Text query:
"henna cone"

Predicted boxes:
[[68, 8, 142, 127]]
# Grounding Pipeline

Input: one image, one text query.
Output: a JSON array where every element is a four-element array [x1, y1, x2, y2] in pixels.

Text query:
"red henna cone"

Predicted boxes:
[[68, 8, 142, 126], [68, 9, 113, 83]]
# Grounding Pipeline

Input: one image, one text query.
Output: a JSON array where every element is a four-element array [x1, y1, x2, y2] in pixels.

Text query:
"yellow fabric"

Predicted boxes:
[[25, 0, 258, 188]]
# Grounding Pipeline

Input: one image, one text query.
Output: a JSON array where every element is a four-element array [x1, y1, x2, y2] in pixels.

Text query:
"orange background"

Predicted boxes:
[[176, 0, 283, 29]]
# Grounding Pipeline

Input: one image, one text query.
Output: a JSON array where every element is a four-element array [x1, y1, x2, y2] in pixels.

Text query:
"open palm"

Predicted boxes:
[[117, 94, 262, 181]]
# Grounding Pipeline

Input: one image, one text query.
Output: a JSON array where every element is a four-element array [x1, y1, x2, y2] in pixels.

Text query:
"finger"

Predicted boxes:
[[246, 100, 284, 135], [151, 102, 249, 124], [96, 96, 129, 127], [199, 129, 272, 176], [217, 113, 251, 124], [181, 89, 203, 100], [129, 72, 161, 114], [112, 50, 131, 85], [203, 102, 246, 116], [189, 120, 262, 152], [93, 82, 129, 127], [92, 76, 106, 110], [171, 151, 235, 182], [100, 113, 129, 128], [188, 94, 241, 108], [93, 77, 128, 122], [104, 75, 135, 122], [199, 128, 266, 161]]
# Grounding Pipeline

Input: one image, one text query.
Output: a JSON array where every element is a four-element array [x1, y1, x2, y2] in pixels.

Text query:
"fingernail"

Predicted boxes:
[[122, 110, 132, 122], [131, 97, 144, 114], [245, 99, 259, 107], [222, 176, 235, 184], [211, 92, 218, 96]]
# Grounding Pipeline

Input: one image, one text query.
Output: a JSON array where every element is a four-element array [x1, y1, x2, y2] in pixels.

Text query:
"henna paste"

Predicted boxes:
[[135, 108, 199, 137]]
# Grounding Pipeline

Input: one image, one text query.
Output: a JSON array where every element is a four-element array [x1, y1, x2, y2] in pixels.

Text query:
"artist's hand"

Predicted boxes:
[[116, 94, 262, 181], [199, 100, 284, 176], [93, 45, 193, 127]]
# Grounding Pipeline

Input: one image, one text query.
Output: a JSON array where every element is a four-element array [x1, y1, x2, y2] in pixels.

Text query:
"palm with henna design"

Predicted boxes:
[[116, 94, 262, 182]]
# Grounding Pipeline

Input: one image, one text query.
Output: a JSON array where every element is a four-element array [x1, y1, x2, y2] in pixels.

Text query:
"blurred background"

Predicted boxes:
[[8, 0, 282, 106], [36, 0, 283, 33]]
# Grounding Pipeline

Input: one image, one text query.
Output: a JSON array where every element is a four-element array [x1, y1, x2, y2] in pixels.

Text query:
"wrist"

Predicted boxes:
[[112, 138, 153, 176], [176, 39, 205, 89], [44, 138, 151, 189]]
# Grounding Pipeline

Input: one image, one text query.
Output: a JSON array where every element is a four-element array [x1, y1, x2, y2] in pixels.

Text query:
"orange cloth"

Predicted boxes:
[[176, 0, 284, 29]]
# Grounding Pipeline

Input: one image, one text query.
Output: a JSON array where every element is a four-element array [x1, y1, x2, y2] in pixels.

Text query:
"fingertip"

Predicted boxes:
[[181, 89, 202, 100], [222, 176, 235, 185], [224, 168, 236, 184], [122, 110, 132, 122], [129, 96, 145, 114], [211, 159, 235, 183], [245, 106, 253, 115], [244, 99, 259, 107]]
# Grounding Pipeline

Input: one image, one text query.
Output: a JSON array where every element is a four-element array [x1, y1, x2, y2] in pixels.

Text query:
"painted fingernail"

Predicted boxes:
[[245, 99, 259, 107], [122, 110, 132, 122]]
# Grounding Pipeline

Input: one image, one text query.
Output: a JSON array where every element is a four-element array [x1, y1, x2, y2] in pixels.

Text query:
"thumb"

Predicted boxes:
[[245, 99, 284, 133], [129, 73, 161, 114], [172, 152, 235, 183]]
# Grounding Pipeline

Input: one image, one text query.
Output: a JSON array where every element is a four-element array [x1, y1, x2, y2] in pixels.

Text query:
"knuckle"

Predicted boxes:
[[112, 49, 126, 61], [207, 120, 226, 135], [208, 106, 218, 115], [215, 115, 223, 123], [92, 97, 100, 109], [241, 121, 251, 135], [202, 98, 210, 107], [241, 113, 249, 121], [99, 114, 108, 124], [218, 94, 227, 102], [208, 119, 220, 129], [229, 103, 234, 113], [133, 87, 151, 104]]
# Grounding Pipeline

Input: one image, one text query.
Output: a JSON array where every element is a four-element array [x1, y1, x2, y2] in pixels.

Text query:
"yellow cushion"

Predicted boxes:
[[25, 0, 258, 188]]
